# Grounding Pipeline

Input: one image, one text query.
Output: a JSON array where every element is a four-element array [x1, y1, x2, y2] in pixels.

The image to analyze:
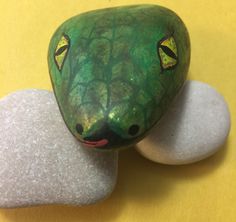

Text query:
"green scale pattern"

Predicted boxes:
[[48, 5, 190, 150]]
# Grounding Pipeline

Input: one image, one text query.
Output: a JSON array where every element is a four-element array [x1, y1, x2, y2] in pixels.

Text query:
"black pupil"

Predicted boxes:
[[55, 45, 68, 56], [128, 124, 140, 136], [76, 124, 84, 134], [159, 45, 177, 60]]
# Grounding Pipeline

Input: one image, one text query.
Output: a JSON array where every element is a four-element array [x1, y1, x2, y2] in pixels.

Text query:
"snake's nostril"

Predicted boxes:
[[128, 124, 140, 136], [76, 123, 84, 135]]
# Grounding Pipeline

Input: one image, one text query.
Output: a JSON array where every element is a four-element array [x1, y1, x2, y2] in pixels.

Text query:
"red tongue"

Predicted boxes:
[[83, 139, 108, 148]]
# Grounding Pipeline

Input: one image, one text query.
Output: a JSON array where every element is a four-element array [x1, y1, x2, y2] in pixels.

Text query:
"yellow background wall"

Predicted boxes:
[[0, 1, 235, 221]]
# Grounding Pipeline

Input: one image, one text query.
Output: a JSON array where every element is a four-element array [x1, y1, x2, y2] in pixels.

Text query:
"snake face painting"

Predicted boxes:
[[48, 4, 190, 150]]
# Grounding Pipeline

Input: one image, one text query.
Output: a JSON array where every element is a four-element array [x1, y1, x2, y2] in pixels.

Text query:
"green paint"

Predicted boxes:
[[48, 4, 190, 150]]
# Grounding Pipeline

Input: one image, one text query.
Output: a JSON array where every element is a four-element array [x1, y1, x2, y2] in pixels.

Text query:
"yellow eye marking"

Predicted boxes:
[[54, 34, 70, 71], [158, 36, 178, 70]]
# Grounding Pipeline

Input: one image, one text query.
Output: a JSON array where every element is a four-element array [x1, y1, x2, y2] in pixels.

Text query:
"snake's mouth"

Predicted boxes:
[[82, 139, 108, 148]]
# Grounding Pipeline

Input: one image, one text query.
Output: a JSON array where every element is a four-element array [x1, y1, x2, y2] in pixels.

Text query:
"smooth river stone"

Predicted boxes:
[[136, 80, 231, 165], [0, 90, 118, 208]]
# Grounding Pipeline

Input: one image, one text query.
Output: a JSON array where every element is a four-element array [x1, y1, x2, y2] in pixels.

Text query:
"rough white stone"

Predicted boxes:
[[0, 90, 118, 208], [136, 80, 231, 165]]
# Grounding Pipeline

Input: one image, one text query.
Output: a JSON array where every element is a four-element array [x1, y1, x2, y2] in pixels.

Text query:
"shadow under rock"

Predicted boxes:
[[0, 195, 123, 222], [165, 139, 229, 178], [116, 138, 228, 204], [116, 147, 175, 205]]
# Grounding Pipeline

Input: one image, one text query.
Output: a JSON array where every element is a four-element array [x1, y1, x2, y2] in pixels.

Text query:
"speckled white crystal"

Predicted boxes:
[[136, 80, 231, 165], [0, 90, 118, 208]]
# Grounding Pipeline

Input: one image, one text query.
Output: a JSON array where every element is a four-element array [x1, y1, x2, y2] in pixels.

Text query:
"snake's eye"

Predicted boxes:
[[128, 124, 140, 136], [157, 36, 178, 70], [54, 34, 70, 71]]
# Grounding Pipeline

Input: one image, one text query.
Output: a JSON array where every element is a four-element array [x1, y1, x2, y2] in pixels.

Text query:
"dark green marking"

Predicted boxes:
[[48, 4, 191, 150]]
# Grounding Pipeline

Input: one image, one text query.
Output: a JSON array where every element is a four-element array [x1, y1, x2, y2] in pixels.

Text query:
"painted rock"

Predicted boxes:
[[48, 5, 190, 150]]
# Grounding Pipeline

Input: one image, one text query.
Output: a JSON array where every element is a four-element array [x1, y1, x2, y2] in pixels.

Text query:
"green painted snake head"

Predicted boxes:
[[48, 5, 190, 150]]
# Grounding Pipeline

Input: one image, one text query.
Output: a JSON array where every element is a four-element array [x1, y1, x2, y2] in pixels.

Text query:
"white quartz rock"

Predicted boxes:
[[0, 90, 118, 208], [136, 80, 231, 165]]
